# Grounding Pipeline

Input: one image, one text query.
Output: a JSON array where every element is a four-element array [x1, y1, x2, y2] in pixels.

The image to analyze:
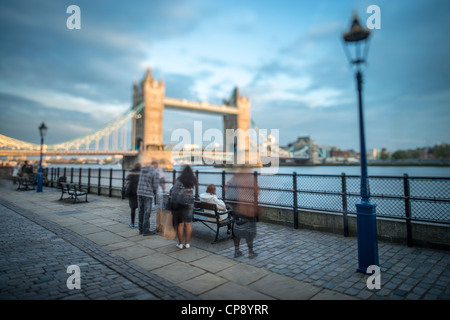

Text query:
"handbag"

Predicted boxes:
[[235, 216, 249, 226]]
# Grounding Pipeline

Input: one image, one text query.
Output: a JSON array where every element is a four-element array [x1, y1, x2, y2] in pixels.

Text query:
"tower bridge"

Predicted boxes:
[[1, 67, 283, 169], [129, 68, 252, 169]]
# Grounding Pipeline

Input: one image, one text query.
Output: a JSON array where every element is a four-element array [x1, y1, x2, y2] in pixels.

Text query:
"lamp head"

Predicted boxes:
[[39, 121, 47, 138], [343, 13, 370, 43], [342, 12, 371, 66]]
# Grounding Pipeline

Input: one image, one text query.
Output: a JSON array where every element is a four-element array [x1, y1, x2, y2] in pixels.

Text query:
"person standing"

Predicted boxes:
[[11, 163, 21, 185], [125, 163, 141, 228], [172, 165, 196, 249], [136, 163, 159, 236], [151, 160, 166, 193], [225, 169, 260, 259]]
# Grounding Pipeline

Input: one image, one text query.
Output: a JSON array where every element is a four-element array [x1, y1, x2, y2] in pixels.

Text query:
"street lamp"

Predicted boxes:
[[37, 121, 47, 192], [342, 13, 379, 273]]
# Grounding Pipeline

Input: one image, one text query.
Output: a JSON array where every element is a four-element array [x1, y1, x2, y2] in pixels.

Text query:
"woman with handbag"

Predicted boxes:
[[171, 165, 197, 249]]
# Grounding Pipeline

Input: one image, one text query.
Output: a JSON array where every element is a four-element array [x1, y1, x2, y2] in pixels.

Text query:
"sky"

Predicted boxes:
[[0, 0, 449, 152]]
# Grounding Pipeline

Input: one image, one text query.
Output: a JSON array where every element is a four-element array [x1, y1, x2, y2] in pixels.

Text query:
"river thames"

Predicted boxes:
[[49, 164, 450, 178]]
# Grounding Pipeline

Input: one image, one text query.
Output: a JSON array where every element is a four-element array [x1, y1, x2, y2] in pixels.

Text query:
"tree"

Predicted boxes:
[[433, 143, 450, 159]]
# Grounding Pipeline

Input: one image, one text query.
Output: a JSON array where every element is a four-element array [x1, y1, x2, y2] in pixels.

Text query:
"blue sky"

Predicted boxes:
[[0, 0, 449, 152]]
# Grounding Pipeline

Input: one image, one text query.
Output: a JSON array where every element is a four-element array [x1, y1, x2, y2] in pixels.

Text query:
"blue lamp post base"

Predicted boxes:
[[37, 167, 43, 192], [356, 201, 379, 273]]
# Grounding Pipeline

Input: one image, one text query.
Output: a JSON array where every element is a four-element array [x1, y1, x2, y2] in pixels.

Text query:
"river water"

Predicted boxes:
[[48, 164, 449, 222], [49, 164, 450, 177]]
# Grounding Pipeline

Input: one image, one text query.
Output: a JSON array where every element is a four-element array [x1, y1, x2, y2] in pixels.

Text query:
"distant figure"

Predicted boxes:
[[225, 169, 260, 259], [199, 184, 229, 222], [152, 160, 166, 193], [171, 165, 196, 249], [11, 163, 21, 184], [21, 161, 33, 182], [136, 163, 159, 236], [125, 163, 141, 228]]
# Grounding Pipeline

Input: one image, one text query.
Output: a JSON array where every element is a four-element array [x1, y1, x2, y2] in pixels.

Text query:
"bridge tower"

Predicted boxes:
[[223, 87, 258, 165], [129, 68, 172, 169]]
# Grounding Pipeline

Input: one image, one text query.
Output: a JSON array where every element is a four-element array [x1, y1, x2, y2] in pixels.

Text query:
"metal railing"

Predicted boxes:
[[48, 167, 450, 246]]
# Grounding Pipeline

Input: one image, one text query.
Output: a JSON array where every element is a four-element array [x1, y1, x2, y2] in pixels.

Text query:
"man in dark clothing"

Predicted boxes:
[[125, 163, 141, 228]]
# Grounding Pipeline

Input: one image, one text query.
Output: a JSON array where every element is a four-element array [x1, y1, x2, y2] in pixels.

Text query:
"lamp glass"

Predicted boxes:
[[39, 122, 47, 138]]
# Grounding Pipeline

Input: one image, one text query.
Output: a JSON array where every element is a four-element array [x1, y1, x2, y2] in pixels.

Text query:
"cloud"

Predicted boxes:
[[1, 0, 449, 153], [0, 92, 111, 145]]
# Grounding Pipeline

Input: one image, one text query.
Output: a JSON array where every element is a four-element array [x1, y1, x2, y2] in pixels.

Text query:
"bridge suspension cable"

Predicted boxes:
[[49, 102, 144, 151]]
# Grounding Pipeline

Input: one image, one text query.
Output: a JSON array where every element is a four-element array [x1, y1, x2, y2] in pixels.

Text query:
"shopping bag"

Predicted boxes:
[[157, 210, 176, 240]]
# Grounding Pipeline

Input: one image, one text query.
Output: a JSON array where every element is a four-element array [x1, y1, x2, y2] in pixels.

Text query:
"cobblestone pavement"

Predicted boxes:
[[0, 199, 196, 300], [215, 224, 450, 300], [0, 180, 449, 300]]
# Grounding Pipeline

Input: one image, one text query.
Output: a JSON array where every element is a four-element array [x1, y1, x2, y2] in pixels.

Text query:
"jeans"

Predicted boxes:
[[138, 196, 153, 233]]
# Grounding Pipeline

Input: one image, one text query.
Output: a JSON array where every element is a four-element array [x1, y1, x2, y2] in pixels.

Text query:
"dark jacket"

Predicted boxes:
[[125, 169, 140, 197]]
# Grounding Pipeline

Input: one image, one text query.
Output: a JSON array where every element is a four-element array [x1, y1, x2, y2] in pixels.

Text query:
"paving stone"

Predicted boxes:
[[111, 245, 152, 260], [151, 262, 206, 284], [179, 273, 227, 295], [249, 273, 321, 300], [198, 282, 274, 300], [216, 263, 269, 286], [129, 253, 177, 271]]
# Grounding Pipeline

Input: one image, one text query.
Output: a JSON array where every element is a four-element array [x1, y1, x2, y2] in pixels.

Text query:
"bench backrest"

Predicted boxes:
[[194, 201, 217, 212]]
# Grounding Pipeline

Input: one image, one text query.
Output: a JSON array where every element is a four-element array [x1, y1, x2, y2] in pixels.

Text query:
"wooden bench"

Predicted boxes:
[[17, 174, 37, 191], [193, 201, 234, 243], [59, 182, 88, 203]]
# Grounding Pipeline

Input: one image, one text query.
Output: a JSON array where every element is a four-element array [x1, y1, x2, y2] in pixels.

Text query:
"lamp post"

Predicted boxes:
[[342, 13, 379, 273], [37, 121, 47, 193]]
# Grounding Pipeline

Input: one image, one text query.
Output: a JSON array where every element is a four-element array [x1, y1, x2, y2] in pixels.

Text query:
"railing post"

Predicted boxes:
[[253, 171, 259, 221], [172, 169, 176, 185], [87, 168, 91, 194], [122, 169, 126, 200], [341, 173, 349, 237], [221, 170, 226, 200], [109, 168, 113, 197], [70, 167, 74, 183], [195, 170, 199, 200], [98, 168, 101, 196], [78, 167, 82, 186], [404, 174, 413, 247], [293, 172, 299, 229], [50, 167, 54, 188]]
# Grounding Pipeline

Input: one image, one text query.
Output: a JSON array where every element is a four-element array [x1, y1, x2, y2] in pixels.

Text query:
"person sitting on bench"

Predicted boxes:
[[199, 184, 230, 222], [21, 161, 33, 182]]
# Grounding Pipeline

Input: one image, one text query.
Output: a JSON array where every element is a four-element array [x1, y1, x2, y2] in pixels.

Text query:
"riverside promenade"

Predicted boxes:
[[0, 179, 449, 302]]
